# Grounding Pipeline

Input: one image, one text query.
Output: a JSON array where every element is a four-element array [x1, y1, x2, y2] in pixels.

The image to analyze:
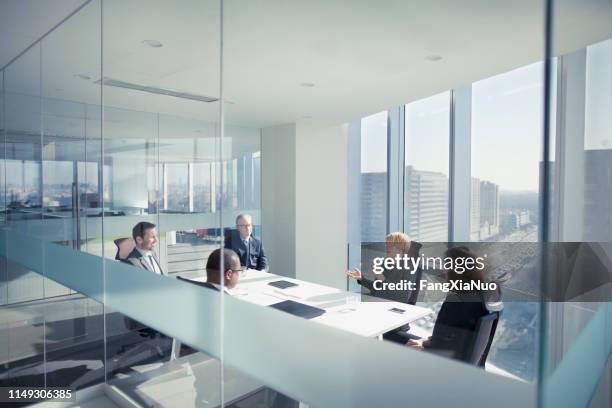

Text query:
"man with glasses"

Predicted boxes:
[[202, 248, 243, 291], [225, 213, 268, 271]]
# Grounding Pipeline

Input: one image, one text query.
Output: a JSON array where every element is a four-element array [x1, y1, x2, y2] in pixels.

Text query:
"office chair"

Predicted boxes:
[[463, 310, 501, 367], [114, 237, 135, 261], [112, 237, 168, 364]]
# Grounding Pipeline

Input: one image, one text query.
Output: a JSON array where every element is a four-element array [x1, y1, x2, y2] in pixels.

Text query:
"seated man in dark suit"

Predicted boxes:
[[200, 248, 243, 292], [123, 221, 165, 275], [224, 213, 268, 271], [178, 249, 242, 293]]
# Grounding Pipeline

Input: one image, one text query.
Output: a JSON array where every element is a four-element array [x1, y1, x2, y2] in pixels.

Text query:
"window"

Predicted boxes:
[[164, 163, 189, 212], [193, 162, 212, 213], [584, 38, 612, 240], [360, 111, 388, 242], [404, 92, 450, 242], [471, 63, 543, 242]]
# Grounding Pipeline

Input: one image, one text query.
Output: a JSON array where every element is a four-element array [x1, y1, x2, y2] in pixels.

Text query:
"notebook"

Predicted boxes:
[[269, 300, 326, 319], [267, 280, 299, 289]]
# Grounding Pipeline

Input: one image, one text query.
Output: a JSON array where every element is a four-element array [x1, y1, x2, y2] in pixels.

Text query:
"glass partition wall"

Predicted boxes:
[[0, 0, 610, 407]]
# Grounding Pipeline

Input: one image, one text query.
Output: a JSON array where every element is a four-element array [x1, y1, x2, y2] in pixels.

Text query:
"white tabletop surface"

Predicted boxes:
[[191, 269, 431, 338]]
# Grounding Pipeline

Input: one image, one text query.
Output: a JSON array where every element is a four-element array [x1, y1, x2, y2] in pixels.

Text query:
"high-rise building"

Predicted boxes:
[[404, 166, 448, 241], [360, 171, 387, 241], [480, 180, 500, 238], [470, 177, 481, 240], [584, 149, 612, 241]]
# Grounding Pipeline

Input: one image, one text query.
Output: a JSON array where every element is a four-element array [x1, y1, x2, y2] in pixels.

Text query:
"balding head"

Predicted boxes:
[[206, 248, 242, 289], [235, 213, 253, 239]]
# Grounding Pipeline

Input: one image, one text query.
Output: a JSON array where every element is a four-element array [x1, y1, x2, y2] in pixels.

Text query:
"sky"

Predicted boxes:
[[361, 62, 548, 192]]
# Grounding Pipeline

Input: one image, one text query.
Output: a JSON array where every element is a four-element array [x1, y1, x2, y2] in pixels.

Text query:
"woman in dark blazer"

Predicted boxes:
[[406, 246, 490, 361]]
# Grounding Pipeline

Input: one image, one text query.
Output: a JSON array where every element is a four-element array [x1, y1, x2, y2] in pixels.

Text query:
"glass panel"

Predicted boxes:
[[40, 0, 105, 389], [360, 111, 388, 242], [164, 163, 189, 212], [404, 91, 450, 242], [193, 162, 212, 213], [471, 63, 543, 243], [540, 18, 612, 406], [102, 0, 223, 399], [469, 62, 549, 383], [0, 42, 45, 388]]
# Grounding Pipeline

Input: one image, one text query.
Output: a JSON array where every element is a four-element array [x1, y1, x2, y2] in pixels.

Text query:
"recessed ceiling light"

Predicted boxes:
[[142, 39, 163, 48], [425, 55, 443, 62], [300, 82, 315, 88], [74, 74, 91, 80]]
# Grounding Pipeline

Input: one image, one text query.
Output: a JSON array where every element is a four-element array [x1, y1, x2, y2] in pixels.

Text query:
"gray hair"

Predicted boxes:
[[235, 213, 252, 224]]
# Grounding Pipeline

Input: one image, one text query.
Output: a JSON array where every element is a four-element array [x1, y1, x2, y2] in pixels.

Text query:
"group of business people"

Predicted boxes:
[[123, 215, 298, 407], [123, 218, 494, 363], [123, 213, 268, 290], [346, 232, 494, 361]]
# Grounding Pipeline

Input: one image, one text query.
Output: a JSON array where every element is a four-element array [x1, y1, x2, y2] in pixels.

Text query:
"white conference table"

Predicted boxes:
[[190, 269, 431, 339]]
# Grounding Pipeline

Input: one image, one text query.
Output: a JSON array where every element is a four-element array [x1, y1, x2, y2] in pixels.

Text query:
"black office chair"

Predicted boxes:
[[112, 238, 166, 361], [114, 237, 134, 261], [463, 310, 501, 367]]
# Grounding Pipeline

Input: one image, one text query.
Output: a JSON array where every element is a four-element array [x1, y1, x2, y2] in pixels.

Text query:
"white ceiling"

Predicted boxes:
[[0, 0, 88, 69], [2, 0, 612, 129]]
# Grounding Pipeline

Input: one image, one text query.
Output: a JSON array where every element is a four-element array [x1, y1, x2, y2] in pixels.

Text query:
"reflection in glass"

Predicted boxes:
[[164, 163, 189, 212]]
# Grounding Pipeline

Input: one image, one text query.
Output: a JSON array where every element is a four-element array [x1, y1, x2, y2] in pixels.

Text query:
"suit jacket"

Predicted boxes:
[[224, 230, 268, 271], [358, 241, 422, 305], [177, 276, 219, 291], [424, 292, 488, 360], [123, 248, 166, 275]]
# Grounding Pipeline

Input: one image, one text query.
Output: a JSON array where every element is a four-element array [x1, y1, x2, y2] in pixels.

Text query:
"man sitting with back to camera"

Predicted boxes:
[[177, 248, 242, 293], [202, 248, 243, 292], [224, 213, 268, 271]]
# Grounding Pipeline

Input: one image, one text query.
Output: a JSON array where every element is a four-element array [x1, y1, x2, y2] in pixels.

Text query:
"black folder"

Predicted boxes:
[[267, 280, 299, 289], [269, 300, 326, 319]]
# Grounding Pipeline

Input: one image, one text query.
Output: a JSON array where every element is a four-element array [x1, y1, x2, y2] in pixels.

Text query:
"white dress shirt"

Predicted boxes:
[[136, 247, 163, 275]]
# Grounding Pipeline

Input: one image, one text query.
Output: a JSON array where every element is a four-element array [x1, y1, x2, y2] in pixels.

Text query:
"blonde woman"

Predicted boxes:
[[346, 232, 421, 305]]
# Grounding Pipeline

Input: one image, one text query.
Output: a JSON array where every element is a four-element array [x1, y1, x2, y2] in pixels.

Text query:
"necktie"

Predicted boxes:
[[149, 255, 161, 275], [244, 239, 250, 268]]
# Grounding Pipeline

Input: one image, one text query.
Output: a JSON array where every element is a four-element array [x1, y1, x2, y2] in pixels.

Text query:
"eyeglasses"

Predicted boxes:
[[236, 224, 252, 228], [231, 266, 247, 277]]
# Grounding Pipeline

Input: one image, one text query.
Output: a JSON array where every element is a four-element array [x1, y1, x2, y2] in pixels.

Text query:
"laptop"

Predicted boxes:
[[269, 300, 326, 319]]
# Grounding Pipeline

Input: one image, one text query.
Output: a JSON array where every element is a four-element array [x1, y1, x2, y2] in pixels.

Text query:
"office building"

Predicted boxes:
[[584, 149, 612, 241], [360, 171, 387, 242], [0, 1, 610, 407], [479, 180, 500, 239], [470, 177, 481, 241], [404, 165, 448, 242]]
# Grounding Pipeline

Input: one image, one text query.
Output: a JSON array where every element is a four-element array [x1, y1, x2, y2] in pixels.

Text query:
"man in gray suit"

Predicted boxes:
[[124, 221, 165, 275]]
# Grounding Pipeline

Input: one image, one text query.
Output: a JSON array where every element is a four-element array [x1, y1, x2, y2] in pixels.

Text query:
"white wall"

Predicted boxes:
[[261, 122, 348, 289], [295, 124, 348, 289], [261, 124, 296, 277]]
